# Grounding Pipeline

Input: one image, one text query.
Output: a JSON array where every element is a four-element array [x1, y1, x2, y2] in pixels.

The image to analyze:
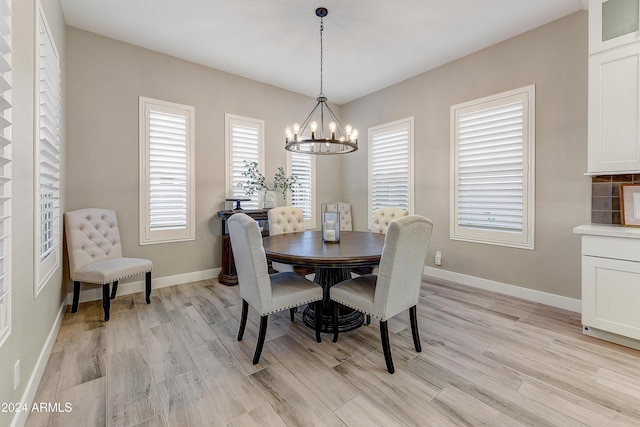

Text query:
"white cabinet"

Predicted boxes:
[[589, 0, 640, 55], [574, 225, 640, 349], [588, 43, 640, 173], [588, 0, 640, 174]]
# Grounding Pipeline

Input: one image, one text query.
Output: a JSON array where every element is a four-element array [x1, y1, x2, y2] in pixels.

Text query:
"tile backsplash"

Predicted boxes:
[[591, 174, 640, 224]]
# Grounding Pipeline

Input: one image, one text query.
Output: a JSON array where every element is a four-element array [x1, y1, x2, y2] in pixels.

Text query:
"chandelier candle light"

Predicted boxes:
[[285, 7, 358, 155]]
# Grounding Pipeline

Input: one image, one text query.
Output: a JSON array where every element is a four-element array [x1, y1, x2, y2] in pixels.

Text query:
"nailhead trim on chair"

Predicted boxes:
[[70, 268, 153, 285], [261, 297, 323, 316], [330, 297, 383, 321]]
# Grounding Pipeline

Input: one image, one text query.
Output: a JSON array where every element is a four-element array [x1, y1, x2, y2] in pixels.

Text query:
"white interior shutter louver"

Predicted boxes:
[[227, 116, 263, 211], [0, 0, 10, 346], [291, 152, 313, 219]]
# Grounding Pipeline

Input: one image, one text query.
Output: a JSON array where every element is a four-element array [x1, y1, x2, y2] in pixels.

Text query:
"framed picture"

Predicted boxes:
[[620, 184, 640, 226]]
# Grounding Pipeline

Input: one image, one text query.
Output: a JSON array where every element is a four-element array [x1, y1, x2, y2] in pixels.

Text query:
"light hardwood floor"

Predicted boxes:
[[25, 277, 640, 427]]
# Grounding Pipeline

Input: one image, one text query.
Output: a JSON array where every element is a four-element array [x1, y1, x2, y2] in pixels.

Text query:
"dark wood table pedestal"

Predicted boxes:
[[302, 267, 365, 333], [262, 231, 384, 333]]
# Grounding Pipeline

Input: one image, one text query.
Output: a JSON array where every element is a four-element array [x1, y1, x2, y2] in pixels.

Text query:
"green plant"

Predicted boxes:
[[240, 161, 298, 203], [240, 161, 267, 196], [273, 166, 298, 204]]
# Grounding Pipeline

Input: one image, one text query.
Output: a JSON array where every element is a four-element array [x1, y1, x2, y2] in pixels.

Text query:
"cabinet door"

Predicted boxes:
[[590, 0, 640, 54], [588, 42, 640, 174], [582, 255, 640, 340]]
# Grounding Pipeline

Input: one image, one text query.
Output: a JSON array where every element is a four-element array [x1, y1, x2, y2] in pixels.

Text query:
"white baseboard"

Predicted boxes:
[[66, 268, 221, 305], [11, 302, 65, 427], [423, 266, 582, 313]]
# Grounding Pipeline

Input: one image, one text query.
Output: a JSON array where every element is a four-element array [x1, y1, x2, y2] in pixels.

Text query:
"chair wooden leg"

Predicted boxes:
[[366, 314, 371, 325], [380, 320, 394, 374], [145, 271, 152, 304], [253, 315, 268, 365], [290, 308, 296, 322], [110, 281, 119, 300], [332, 303, 339, 343], [71, 281, 81, 313], [237, 299, 249, 341], [102, 284, 111, 322], [315, 300, 322, 343], [409, 305, 421, 352]]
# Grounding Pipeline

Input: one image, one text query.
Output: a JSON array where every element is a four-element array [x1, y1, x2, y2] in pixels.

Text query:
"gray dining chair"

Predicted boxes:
[[64, 208, 153, 321], [228, 213, 323, 364], [330, 215, 433, 373]]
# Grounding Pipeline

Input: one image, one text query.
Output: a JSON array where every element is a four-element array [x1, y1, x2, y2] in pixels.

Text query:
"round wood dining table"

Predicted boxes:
[[262, 230, 385, 332]]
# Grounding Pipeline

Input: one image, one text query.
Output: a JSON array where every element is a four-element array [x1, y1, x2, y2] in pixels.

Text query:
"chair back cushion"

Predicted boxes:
[[327, 202, 352, 231], [64, 208, 124, 274], [374, 215, 433, 320], [268, 206, 304, 235], [228, 213, 272, 313], [372, 207, 408, 234]]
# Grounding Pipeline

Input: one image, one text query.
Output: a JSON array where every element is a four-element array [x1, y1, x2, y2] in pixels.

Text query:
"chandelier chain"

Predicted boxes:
[[319, 17, 324, 96]]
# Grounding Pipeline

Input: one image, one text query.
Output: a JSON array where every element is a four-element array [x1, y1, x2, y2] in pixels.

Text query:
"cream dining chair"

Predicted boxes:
[[330, 215, 433, 373], [64, 208, 153, 321], [372, 207, 408, 234], [228, 213, 323, 364], [267, 206, 305, 273]]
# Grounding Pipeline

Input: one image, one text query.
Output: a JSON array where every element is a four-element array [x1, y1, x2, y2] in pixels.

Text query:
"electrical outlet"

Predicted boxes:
[[14, 360, 20, 390], [435, 251, 442, 266]]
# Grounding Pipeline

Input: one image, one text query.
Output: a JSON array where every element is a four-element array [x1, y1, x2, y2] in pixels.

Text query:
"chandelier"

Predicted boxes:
[[285, 7, 358, 155]]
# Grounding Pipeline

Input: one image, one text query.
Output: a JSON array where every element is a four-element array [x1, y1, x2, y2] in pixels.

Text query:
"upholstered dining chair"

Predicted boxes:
[[228, 213, 323, 364], [267, 206, 305, 273], [372, 207, 408, 234], [330, 215, 433, 373], [64, 208, 153, 321], [327, 202, 353, 231]]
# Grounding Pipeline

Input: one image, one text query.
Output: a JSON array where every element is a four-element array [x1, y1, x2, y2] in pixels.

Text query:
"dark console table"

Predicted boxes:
[[217, 209, 270, 286]]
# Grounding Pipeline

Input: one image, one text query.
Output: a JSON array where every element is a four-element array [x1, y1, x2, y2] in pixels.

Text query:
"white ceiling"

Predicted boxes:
[[59, 0, 588, 105]]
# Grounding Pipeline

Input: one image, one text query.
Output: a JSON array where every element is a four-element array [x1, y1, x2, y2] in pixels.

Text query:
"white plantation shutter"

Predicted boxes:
[[0, 0, 10, 347], [368, 118, 414, 228], [290, 151, 315, 227], [225, 114, 263, 210], [140, 98, 195, 244], [37, 6, 60, 292], [451, 85, 535, 249]]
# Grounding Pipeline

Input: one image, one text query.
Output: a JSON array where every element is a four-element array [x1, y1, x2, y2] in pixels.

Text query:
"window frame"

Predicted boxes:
[[139, 96, 195, 245], [367, 117, 415, 229], [450, 85, 535, 250], [225, 113, 265, 210], [34, 2, 60, 294], [0, 0, 11, 348], [287, 150, 316, 229]]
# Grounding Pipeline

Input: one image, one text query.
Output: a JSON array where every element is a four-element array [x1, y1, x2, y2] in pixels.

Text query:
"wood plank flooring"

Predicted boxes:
[[25, 277, 640, 427]]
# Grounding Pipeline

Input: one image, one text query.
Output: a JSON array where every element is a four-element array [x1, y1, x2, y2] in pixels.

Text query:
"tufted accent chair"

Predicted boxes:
[[372, 207, 409, 234], [327, 202, 352, 231], [228, 213, 323, 364], [64, 208, 153, 321], [268, 207, 305, 273], [330, 215, 433, 373]]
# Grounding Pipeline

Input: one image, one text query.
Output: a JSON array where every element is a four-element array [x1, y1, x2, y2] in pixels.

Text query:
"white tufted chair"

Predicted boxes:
[[327, 202, 352, 231], [228, 213, 323, 364], [64, 208, 153, 321], [330, 215, 433, 373], [268, 206, 305, 273], [372, 207, 409, 234]]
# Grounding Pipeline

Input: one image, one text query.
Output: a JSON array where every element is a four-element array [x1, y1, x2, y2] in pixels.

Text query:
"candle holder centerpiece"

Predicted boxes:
[[321, 203, 340, 243]]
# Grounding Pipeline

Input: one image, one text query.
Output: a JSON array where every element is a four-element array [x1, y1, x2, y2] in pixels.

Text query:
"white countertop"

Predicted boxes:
[[573, 224, 640, 239]]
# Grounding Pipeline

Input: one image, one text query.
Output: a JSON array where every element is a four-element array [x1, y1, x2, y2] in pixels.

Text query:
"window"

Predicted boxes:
[[0, 0, 10, 347], [368, 117, 414, 229], [288, 151, 316, 228], [139, 97, 195, 244], [225, 114, 264, 210], [35, 4, 60, 294], [450, 85, 535, 249]]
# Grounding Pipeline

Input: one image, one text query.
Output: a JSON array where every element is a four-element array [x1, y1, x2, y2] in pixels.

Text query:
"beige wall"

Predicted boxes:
[[65, 27, 345, 280], [341, 11, 590, 299], [0, 0, 67, 424]]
